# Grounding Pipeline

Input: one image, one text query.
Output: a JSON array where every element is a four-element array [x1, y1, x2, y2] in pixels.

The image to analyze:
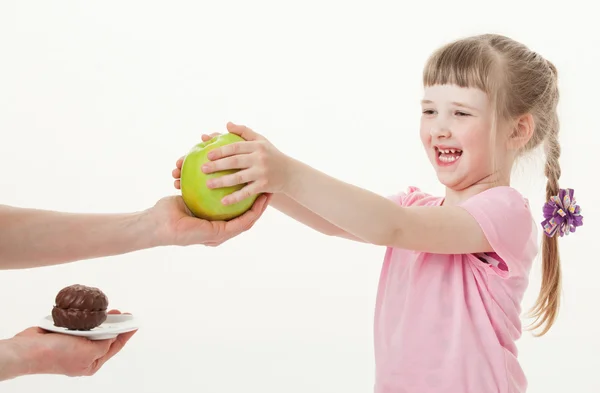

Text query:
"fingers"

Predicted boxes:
[[249, 193, 270, 216], [207, 141, 257, 161], [174, 129, 260, 194], [107, 309, 132, 315], [172, 163, 181, 189], [226, 122, 262, 141], [206, 169, 256, 189], [259, 193, 273, 214], [222, 206, 257, 234], [103, 330, 137, 361], [205, 194, 270, 247], [173, 157, 183, 190], [202, 132, 221, 141], [88, 310, 136, 373], [202, 153, 254, 174], [90, 329, 138, 374], [222, 193, 270, 233], [221, 184, 262, 205]]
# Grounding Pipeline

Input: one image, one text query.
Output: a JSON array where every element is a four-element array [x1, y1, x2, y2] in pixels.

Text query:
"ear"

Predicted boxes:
[[507, 113, 535, 150]]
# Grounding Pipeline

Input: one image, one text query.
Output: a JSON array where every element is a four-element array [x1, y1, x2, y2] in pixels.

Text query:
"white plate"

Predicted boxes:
[[38, 314, 140, 340]]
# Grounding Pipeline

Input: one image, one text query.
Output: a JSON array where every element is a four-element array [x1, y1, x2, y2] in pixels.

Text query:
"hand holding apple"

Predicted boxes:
[[146, 193, 270, 247], [199, 122, 291, 205], [179, 132, 260, 221]]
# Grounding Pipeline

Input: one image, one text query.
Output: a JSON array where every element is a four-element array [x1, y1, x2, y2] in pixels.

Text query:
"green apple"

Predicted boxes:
[[180, 133, 259, 221]]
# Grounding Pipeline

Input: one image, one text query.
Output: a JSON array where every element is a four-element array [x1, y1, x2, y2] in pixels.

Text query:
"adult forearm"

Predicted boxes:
[[0, 339, 28, 381], [284, 158, 401, 246], [0, 205, 158, 269]]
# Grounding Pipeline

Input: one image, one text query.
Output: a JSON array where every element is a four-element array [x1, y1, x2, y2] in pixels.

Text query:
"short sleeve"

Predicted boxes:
[[460, 186, 538, 278], [387, 186, 424, 207]]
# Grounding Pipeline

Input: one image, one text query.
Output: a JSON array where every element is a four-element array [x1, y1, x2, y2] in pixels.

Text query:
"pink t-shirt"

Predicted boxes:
[[374, 186, 538, 393]]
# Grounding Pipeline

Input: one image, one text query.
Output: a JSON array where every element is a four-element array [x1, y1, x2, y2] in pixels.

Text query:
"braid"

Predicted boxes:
[[544, 127, 561, 197], [529, 92, 562, 336]]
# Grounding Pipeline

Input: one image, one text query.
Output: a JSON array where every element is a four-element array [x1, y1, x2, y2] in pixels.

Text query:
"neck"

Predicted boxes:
[[442, 170, 511, 206]]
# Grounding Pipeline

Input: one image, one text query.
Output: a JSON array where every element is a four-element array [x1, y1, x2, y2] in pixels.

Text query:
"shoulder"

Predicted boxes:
[[388, 186, 443, 207], [460, 186, 539, 276], [462, 186, 531, 209], [460, 186, 536, 234]]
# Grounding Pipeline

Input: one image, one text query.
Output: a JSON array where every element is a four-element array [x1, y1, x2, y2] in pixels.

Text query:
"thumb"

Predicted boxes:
[[226, 122, 261, 141]]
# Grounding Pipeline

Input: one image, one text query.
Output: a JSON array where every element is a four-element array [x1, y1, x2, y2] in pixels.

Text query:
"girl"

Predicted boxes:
[[172, 34, 583, 392]]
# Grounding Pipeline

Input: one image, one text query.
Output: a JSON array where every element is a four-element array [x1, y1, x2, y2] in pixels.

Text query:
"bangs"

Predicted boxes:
[[423, 38, 500, 94]]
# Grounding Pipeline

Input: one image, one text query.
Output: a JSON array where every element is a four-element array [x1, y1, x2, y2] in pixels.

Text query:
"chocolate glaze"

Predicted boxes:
[[52, 284, 108, 331]]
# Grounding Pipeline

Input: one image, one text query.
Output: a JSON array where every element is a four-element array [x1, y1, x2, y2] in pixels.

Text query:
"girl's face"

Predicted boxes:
[[420, 84, 510, 191]]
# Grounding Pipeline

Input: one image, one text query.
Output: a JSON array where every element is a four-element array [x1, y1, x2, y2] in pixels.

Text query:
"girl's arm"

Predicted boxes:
[[281, 158, 492, 254], [203, 123, 495, 255], [173, 145, 362, 242], [267, 194, 364, 241]]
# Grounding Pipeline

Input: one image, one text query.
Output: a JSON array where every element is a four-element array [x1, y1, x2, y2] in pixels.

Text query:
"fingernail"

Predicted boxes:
[[202, 165, 209, 172], [206, 180, 214, 188], [207, 152, 215, 160]]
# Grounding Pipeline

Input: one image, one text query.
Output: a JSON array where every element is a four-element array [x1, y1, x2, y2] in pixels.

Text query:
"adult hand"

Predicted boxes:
[[146, 138, 272, 247], [147, 193, 271, 247], [6, 310, 136, 378]]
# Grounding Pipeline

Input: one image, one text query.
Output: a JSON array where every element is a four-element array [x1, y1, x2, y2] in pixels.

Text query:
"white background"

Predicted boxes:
[[0, 1, 598, 392]]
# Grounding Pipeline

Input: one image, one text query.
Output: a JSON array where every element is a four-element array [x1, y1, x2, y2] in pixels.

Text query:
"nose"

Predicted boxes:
[[430, 122, 451, 139]]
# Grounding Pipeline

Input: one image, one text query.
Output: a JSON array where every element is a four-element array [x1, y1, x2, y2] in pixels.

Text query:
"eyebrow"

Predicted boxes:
[[420, 100, 479, 111]]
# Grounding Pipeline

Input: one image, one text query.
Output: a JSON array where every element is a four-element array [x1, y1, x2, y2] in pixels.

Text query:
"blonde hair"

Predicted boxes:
[[423, 34, 561, 336]]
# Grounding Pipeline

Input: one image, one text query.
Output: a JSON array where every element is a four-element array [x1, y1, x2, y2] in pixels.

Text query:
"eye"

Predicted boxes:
[[422, 109, 436, 115], [455, 111, 471, 117]]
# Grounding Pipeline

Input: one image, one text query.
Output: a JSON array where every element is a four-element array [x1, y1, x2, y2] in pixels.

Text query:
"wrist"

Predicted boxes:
[[0, 338, 33, 381], [280, 155, 302, 196], [101, 209, 164, 249], [138, 208, 170, 247], [280, 155, 300, 196]]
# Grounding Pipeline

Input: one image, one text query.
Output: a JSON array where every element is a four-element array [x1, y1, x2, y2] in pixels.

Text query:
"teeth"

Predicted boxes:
[[439, 155, 459, 162], [438, 148, 462, 154]]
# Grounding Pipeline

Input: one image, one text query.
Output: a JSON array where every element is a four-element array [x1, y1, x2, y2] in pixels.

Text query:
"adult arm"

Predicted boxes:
[[0, 205, 155, 269], [0, 192, 271, 270]]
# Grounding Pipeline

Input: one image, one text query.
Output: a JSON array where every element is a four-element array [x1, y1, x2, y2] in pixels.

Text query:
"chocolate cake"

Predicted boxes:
[[51, 284, 109, 331]]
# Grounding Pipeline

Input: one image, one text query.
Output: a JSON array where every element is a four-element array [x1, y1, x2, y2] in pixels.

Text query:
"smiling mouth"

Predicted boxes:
[[436, 147, 463, 164]]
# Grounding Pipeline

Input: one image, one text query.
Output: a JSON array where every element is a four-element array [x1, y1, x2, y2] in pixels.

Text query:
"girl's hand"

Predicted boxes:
[[201, 122, 290, 205], [169, 140, 272, 247]]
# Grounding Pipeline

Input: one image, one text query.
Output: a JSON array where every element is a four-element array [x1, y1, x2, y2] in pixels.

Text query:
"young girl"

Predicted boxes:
[[172, 34, 583, 392]]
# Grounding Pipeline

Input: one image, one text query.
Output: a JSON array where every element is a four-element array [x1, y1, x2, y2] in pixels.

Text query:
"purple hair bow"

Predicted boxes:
[[541, 188, 583, 238]]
